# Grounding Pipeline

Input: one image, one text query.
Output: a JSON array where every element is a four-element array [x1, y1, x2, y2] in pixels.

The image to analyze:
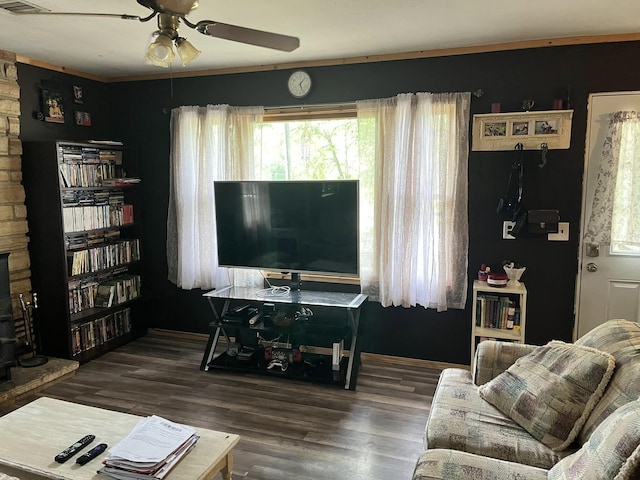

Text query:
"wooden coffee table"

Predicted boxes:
[[0, 397, 240, 480]]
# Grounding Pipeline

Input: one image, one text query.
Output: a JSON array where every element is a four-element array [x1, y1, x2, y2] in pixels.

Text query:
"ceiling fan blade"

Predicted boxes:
[[12, 11, 147, 21], [137, 0, 198, 16], [196, 21, 299, 52]]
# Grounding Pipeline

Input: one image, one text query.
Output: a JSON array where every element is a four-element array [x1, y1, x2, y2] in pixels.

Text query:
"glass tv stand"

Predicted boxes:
[[201, 285, 368, 390]]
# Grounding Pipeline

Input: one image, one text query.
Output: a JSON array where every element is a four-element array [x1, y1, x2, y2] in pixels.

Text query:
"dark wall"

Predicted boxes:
[[18, 41, 640, 365], [18, 65, 117, 142]]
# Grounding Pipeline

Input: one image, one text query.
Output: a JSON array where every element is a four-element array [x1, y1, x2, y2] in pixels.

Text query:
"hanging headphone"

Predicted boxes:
[[496, 142, 524, 221]]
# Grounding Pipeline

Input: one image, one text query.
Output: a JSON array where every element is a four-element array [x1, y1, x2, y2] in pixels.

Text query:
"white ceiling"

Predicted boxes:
[[1, 0, 640, 80]]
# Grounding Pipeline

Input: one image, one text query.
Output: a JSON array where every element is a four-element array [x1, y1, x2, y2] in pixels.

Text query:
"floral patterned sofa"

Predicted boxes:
[[413, 319, 640, 479]]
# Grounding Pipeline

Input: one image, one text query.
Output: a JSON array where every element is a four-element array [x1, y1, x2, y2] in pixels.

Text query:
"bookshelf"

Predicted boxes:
[[471, 279, 527, 367], [22, 141, 146, 363]]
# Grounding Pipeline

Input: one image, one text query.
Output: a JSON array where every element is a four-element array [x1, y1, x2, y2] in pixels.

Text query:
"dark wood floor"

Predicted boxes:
[[2, 331, 444, 480]]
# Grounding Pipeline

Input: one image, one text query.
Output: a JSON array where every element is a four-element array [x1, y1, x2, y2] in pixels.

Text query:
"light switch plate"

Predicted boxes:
[[548, 222, 569, 241], [502, 221, 516, 240]]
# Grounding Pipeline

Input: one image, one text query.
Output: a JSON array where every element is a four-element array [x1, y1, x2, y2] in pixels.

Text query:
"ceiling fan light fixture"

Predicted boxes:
[[175, 37, 201, 66], [145, 32, 175, 67]]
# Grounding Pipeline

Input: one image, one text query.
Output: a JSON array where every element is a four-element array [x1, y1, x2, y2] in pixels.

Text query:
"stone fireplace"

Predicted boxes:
[[0, 49, 34, 370]]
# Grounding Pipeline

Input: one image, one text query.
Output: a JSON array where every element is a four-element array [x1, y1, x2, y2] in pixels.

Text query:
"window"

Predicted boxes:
[[585, 111, 640, 256], [257, 115, 375, 285], [168, 93, 471, 311], [610, 120, 640, 255]]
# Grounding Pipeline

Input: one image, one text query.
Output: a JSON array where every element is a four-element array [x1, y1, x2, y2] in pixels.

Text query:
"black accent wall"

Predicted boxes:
[[18, 41, 640, 365]]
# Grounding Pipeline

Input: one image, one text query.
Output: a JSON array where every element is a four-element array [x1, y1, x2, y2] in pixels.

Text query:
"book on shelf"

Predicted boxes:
[[506, 301, 516, 329], [477, 292, 519, 330], [68, 280, 99, 314], [122, 204, 135, 224], [95, 283, 115, 308], [58, 164, 70, 187], [71, 309, 133, 355], [101, 177, 141, 186], [94, 275, 141, 307]]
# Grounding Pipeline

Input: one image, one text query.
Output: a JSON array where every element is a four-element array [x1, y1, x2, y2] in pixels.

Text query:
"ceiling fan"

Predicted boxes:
[[15, 0, 300, 67]]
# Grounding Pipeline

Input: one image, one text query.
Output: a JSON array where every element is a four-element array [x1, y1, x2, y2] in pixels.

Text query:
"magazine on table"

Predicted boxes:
[[97, 415, 199, 479]]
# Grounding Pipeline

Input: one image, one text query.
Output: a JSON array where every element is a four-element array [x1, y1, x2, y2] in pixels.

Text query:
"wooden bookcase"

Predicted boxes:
[[470, 279, 527, 367], [22, 141, 145, 363]]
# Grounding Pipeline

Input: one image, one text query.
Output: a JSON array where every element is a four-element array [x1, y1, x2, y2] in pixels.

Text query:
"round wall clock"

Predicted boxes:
[[287, 70, 312, 98]]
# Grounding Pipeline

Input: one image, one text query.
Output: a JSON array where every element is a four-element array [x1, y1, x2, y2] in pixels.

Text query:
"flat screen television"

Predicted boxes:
[[214, 180, 359, 278]]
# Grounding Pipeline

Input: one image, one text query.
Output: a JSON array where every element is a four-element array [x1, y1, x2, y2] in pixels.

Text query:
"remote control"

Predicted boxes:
[[54, 435, 95, 463], [75, 443, 108, 465]]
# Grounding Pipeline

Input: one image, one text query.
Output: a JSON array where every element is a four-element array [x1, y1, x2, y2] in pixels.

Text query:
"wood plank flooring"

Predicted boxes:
[[1, 331, 445, 480]]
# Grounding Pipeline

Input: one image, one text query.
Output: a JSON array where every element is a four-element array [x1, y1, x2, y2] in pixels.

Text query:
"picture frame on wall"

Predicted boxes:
[[41, 88, 64, 123], [75, 111, 92, 126], [472, 110, 573, 151], [73, 85, 83, 104], [483, 122, 506, 137]]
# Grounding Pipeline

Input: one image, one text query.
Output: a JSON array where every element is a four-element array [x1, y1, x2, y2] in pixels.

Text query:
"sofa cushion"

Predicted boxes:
[[575, 319, 640, 444], [473, 340, 538, 386], [478, 341, 615, 451], [413, 449, 548, 480], [425, 368, 571, 469], [548, 399, 640, 480]]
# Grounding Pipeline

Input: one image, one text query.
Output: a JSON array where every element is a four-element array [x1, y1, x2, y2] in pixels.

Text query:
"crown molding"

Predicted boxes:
[[16, 55, 109, 82]]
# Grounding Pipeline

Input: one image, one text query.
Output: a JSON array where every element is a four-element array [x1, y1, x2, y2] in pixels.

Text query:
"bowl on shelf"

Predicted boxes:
[[487, 273, 508, 288], [503, 266, 526, 286]]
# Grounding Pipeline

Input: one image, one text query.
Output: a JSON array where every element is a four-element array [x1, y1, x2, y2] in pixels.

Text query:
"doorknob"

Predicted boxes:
[[586, 262, 598, 272]]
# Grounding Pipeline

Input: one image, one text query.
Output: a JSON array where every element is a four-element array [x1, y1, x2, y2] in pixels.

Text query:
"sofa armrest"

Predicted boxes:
[[413, 449, 548, 480], [473, 340, 538, 385]]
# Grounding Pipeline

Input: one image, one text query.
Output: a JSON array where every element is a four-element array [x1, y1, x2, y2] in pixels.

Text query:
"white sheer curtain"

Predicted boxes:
[[357, 92, 470, 311], [584, 111, 640, 253], [167, 104, 264, 290]]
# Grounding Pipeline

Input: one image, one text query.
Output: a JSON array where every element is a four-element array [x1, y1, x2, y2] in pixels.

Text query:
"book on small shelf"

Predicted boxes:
[[475, 292, 520, 330]]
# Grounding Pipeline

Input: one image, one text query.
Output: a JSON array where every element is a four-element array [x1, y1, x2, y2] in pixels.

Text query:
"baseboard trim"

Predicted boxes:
[[361, 352, 469, 371], [149, 328, 210, 341]]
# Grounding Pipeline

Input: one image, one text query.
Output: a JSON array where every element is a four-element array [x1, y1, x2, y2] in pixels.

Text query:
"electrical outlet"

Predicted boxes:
[[502, 221, 516, 240], [548, 222, 569, 241]]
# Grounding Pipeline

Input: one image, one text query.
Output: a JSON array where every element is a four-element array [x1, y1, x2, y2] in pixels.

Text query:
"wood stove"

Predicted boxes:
[[0, 253, 16, 381]]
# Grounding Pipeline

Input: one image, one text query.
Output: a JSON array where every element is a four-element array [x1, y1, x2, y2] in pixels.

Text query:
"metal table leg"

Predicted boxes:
[[200, 298, 230, 371], [344, 307, 361, 390]]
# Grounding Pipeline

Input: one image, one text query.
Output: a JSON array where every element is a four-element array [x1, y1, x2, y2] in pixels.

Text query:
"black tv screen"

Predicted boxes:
[[214, 180, 359, 277]]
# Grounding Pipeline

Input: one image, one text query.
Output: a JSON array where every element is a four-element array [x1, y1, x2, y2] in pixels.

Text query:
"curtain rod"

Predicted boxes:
[[264, 89, 484, 113], [264, 101, 356, 111], [266, 89, 484, 111]]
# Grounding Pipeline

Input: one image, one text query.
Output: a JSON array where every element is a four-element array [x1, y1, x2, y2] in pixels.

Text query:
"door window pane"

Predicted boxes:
[[611, 121, 640, 255]]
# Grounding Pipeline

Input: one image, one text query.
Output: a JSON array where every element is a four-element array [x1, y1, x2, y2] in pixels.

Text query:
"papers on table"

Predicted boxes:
[[97, 415, 199, 479], [88, 140, 124, 146]]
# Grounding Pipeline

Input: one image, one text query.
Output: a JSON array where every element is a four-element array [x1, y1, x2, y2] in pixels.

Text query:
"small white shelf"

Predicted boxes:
[[471, 280, 527, 368], [472, 109, 573, 151], [473, 326, 522, 341]]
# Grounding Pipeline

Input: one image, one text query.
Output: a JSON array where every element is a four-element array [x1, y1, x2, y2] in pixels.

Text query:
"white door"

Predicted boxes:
[[575, 92, 640, 339]]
